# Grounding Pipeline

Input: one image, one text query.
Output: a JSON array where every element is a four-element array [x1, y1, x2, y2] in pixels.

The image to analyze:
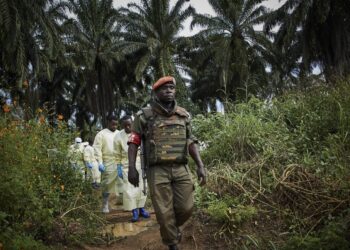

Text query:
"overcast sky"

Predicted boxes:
[[113, 0, 285, 12], [113, 0, 285, 35]]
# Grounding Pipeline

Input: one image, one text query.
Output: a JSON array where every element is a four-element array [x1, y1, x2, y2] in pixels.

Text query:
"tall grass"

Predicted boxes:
[[192, 79, 350, 249]]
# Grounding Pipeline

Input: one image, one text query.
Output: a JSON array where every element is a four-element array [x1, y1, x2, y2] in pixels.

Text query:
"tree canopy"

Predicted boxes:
[[1, 0, 349, 130]]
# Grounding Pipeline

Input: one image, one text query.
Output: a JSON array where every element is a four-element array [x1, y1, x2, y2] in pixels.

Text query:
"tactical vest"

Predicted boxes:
[[141, 107, 188, 166]]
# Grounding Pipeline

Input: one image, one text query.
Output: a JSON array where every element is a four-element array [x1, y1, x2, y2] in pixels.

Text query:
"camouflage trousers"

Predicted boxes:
[[147, 164, 194, 246]]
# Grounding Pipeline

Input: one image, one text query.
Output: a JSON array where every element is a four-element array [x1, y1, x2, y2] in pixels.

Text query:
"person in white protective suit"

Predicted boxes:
[[68, 137, 86, 178], [94, 115, 121, 213], [114, 115, 150, 222], [83, 138, 101, 189]]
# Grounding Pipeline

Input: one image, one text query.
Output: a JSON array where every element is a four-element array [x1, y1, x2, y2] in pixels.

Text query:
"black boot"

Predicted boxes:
[[168, 244, 178, 250]]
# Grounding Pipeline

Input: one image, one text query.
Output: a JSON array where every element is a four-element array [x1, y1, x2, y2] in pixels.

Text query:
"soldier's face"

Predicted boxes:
[[155, 82, 176, 103], [123, 119, 132, 134], [108, 119, 118, 132]]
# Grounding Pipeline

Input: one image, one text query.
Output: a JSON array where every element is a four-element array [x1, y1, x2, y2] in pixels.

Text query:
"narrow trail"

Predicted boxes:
[[81, 199, 225, 250]]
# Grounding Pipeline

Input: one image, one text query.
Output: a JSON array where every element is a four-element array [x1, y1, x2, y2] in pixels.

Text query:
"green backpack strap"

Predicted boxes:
[[141, 107, 154, 137], [141, 107, 154, 121]]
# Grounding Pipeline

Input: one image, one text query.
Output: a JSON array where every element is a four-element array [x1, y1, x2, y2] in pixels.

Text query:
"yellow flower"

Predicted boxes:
[[39, 115, 45, 124], [23, 80, 29, 88], [2, 104, 10, 113], [60, 185, 65, 192]]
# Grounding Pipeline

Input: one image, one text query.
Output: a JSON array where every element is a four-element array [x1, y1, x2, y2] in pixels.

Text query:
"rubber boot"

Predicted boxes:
[[131, 209, 139, 222], [102, 192, 110, 213], [139, 207, 150, 218]]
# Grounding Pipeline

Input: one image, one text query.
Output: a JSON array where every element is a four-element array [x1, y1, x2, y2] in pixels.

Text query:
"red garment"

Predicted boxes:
[[128, 132, 141, 146], [152, 76, 176, 90]]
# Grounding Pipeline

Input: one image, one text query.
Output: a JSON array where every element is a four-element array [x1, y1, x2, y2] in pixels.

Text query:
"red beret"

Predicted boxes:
[[152, 76, 176, 90]]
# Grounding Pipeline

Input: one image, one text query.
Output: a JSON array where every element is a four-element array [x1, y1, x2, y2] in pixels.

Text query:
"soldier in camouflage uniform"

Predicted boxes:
[[128, 76, 206, 250]]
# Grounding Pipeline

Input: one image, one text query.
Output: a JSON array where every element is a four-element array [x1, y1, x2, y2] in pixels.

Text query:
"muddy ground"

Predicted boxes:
[[81, 198, 227, 250]]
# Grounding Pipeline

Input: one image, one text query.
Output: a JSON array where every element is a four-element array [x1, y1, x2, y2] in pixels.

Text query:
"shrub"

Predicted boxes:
[[192, 80, 350, 248], [192, 97, 298, 166], [284, 219, 350, 250], [0, 118, 103, 248]]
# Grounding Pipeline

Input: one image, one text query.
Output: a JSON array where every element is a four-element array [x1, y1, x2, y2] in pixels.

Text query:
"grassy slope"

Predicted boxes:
[[192, 80, 350, 249]]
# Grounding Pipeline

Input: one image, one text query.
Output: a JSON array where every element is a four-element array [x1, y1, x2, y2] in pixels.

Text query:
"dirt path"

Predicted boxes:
[[82, 205, 225, 250]]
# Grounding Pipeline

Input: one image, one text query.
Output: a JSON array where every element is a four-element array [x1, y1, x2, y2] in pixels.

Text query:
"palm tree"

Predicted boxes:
[[0, 0, 67, 90], [190, 0, 271, 104], [261, 34, 301, 95], [182, 39, 222, 111], [63, 0, 123, 127], [264, 0, 350, 81], [0, 0, 76, 125], [117, 0, 194, 107]]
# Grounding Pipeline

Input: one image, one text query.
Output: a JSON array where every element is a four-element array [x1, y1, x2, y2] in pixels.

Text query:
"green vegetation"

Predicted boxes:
[[1, 0, 349, 126], [1, 0, 350, 248], [0, 118, 103, 249], [192, 79, 350, 249]]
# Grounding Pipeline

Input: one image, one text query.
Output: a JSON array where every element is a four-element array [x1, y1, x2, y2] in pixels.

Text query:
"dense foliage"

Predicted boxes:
[[1, 0, 349, 128], [0, 118, 103, 249], [192, 79, 350, 249], [190, 0, 271, 104], [1, 0, 350, 248], [264, 0, 350, 81]]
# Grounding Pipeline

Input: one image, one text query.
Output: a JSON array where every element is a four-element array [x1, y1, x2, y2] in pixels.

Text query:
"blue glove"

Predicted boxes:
[[117, 164, 123, 179], [86, 162, 93, 169], [98, 163, 105, 172]]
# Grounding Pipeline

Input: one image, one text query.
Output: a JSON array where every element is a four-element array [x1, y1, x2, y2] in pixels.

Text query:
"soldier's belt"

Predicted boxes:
[[149, 162, 187, 167]]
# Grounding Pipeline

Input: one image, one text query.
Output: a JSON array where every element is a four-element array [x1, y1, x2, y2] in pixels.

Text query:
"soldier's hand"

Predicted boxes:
[[196, 165, 206, 186], [128, 165, 139, 187]]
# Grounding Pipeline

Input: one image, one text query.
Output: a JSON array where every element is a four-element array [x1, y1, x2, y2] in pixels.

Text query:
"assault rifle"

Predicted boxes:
[[140, 137, 147, 195]]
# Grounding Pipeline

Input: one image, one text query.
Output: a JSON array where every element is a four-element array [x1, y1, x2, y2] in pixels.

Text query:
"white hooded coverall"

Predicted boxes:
[[83, 144, 101, 184], [93, 128, 122, 194], [68, 143, 85, 178], [114, 129, 147, 211]]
